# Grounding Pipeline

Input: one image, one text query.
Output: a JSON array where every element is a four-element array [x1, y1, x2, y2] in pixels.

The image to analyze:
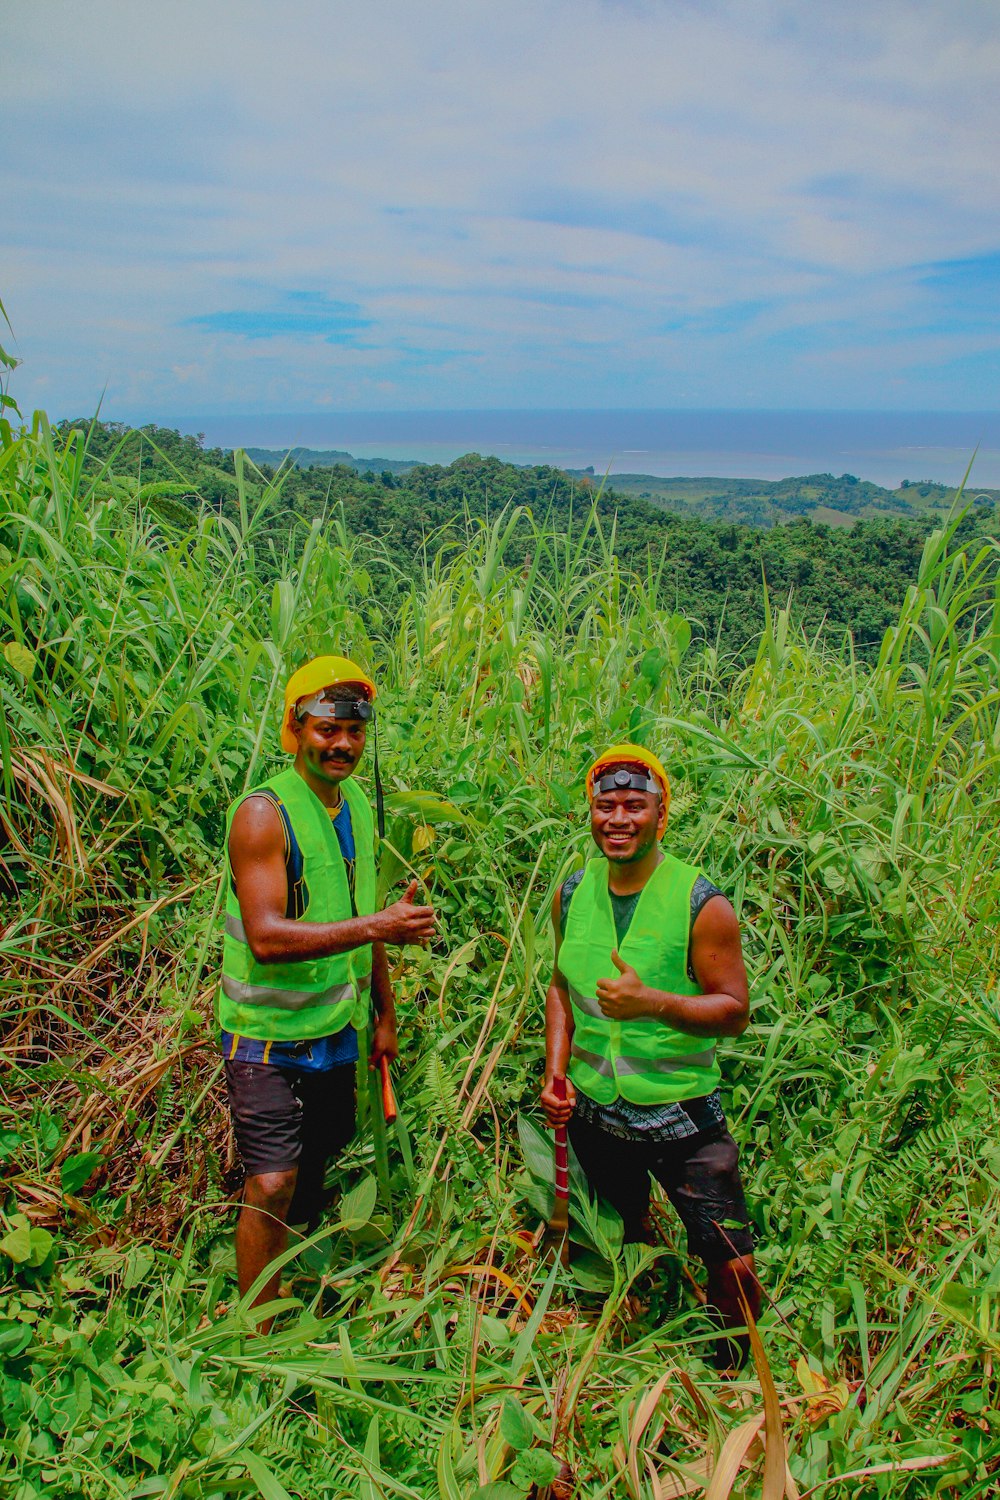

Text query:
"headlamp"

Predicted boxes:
[[296, 691, 374, 723], [594, 767, 659, 796]]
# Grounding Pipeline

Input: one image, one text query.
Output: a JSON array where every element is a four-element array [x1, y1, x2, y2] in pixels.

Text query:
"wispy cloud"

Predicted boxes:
[[2, 0, 999, 415]]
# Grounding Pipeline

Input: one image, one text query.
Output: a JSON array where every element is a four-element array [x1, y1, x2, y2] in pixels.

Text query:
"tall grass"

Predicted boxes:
[[1, 414, 999, 1497]]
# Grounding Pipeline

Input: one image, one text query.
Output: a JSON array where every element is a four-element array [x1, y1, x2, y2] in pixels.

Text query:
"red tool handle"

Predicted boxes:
[[552, 1075, 569, 1204], [379, 1055, 397, 1124]]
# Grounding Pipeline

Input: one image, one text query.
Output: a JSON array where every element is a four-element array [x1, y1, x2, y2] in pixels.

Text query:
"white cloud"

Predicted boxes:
[[2, 0, 999, 414]]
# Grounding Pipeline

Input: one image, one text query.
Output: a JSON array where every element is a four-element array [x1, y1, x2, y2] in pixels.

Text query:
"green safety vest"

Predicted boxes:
[[559, 854, 721, 1105], [218, 766, 377, 1041]]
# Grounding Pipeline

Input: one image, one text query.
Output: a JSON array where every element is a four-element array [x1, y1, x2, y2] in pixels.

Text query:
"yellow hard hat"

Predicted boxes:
[[281, 655, 376, 753], [586, 742, 670, 817]]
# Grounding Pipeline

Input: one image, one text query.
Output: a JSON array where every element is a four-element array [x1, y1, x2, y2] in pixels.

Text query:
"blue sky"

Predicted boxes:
[[3, 0, 1000, 418]]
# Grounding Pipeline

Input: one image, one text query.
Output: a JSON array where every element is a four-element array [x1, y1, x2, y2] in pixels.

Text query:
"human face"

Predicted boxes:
[[292, 700, 368, 787], [590, 786, 664, 864]]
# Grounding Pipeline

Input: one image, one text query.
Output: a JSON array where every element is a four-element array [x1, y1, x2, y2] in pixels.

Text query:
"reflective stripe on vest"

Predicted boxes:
[[570, 1044, 614, 1077], [616, 1047, 716, 1076], [221, 974, 354, 1012], [221, 971, 371, 1012], [226, 913, 247, 943], [559, 853, 724, 1105], [567, 982, 604, 1019], [571, 1042, 715, 1077]]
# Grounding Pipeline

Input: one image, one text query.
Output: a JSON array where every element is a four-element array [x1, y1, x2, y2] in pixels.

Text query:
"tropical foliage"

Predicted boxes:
[[58, 418, 1000, 662], [2, 413, 999, 1497]]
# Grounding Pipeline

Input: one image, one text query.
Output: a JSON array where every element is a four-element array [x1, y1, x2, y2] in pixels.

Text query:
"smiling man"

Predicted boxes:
[[540, 743, 759, 1368], [220, 656, 435, 1322]]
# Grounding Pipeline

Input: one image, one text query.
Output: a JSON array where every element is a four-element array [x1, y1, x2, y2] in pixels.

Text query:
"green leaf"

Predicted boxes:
[[270, 578, 296, 650], [361, 1414, 381, 1500], [479, 1314, 511, 1348], [508, 1250, 561, 1381], [74, 1367, 93, 1417], [516, 1111, 556, 1187], [0, 1319, 33, 1356], [337, 1172, 378, 1231], [243, 1450, 297, 1500], [640, 647, 666, 686], [383, 790, 472, 826], [568, 1250, 614, 1292], [3, 641, 36, 677], [60, 1151, 103, 1195], [122, 1246, 156, 1289], [511, 1449, 561, 1487], [0, 1216, 32, 1264], [499, 1395, 536, 1452], [27, 1227, 54, 1269], [434, 1418, 463, 1500], [470, 1486, 523, 1500]]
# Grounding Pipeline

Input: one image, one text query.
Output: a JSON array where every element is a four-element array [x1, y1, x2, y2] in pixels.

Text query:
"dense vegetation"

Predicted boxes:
[[246, 444, 1000, 530], [54, 418, 998, 663], [2, 410, 1000, 1497]]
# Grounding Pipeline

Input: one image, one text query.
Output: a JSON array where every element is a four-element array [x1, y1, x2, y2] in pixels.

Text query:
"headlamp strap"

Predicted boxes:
[[594, 767, 659, 796], [297, 691, 373, 722]]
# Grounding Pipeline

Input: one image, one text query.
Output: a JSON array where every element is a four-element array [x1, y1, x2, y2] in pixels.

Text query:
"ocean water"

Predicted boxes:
[[195, 410, 1000, 490]]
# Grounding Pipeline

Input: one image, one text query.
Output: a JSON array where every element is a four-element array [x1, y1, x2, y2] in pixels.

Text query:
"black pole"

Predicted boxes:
[[373, 714, 385, 840]]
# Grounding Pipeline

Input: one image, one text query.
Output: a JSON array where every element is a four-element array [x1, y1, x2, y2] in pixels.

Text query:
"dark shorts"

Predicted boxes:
[[225, 1059, 356, 1225], [568, 1111, 755, 1264]]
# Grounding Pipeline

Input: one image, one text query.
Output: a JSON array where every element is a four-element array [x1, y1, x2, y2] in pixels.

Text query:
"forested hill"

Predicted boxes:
[[61, 418, 997, 660], [245, 443, 997, 527], [571, 469, 999, 527], [244, 445, 418, 477]]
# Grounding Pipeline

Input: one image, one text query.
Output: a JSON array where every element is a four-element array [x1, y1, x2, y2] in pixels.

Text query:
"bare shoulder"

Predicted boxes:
[[691, 891, 742, 945], [229, 794, 284, 858]]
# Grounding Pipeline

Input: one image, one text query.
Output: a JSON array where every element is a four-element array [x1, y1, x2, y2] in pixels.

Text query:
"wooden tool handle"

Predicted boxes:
[[379, 1055, 397, 1124], [552, 1075, 569, 1204]]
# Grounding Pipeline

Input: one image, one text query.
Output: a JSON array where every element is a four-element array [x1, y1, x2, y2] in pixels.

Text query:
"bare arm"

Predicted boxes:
[[368, 938, 399, 1067], [229, 796, 435, 965], [595, 895, 750, 1038], [540, 887, 576, 1125]]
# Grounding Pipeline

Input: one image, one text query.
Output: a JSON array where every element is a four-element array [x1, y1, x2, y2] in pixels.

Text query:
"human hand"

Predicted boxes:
[[595, 950, 654, 1020], [540, 1073, 576, 1127], [378, 879, 436, 946], [369, 1012, 399, 1069]]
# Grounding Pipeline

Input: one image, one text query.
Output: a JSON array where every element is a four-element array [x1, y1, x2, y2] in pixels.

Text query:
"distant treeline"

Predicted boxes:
[[61, 419, 997, 662], [249, 445, 998, 528]]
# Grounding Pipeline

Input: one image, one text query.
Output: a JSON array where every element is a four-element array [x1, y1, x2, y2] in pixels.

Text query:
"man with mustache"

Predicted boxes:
[[540, 743, 758, 1368], [220, 656, 434, 1322]]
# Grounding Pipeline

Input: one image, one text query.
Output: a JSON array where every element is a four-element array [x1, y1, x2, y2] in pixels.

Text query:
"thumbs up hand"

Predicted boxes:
[[596, 950, 653, 1019], [379, 878, 436, 945]]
